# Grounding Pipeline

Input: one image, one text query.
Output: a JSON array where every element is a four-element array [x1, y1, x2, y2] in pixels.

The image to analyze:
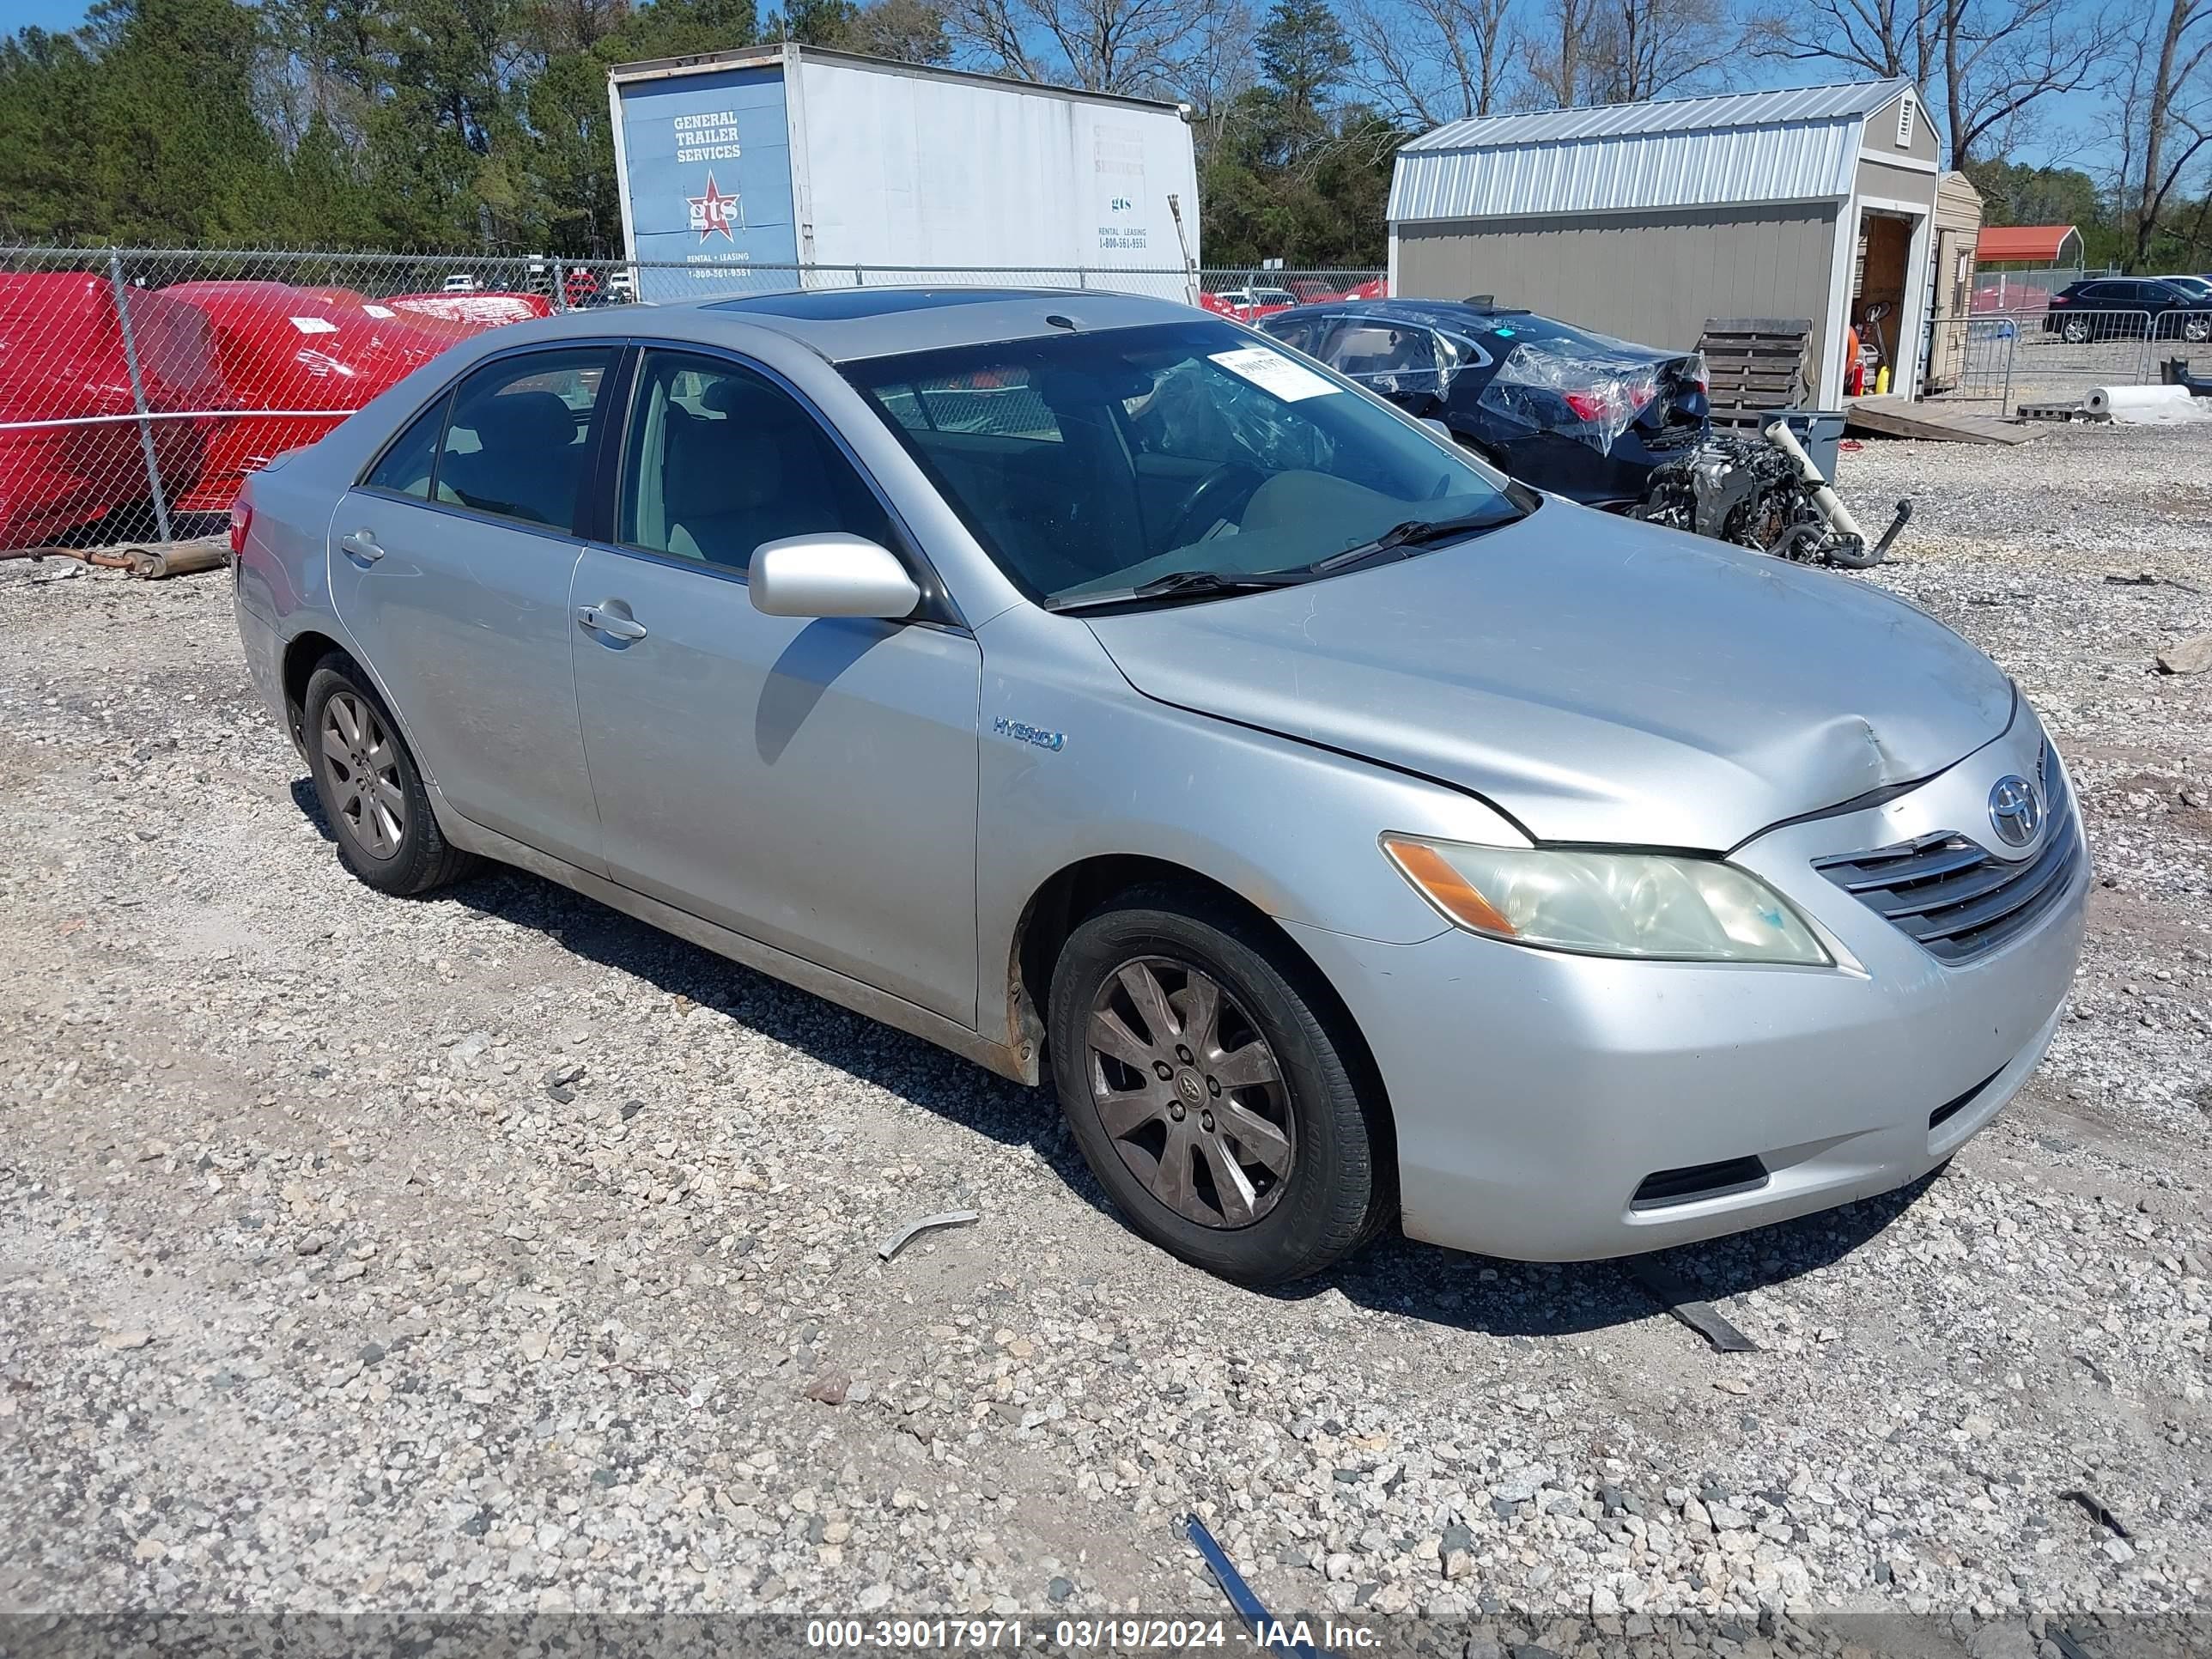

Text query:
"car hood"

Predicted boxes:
[[1081, 506, 2014, 849]]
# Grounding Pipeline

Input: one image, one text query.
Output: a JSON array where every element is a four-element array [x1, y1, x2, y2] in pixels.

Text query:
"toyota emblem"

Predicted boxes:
[[1988, 775, 2041, 848]]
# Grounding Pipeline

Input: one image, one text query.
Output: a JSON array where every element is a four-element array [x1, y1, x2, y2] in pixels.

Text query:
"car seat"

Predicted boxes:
[[662, 375, 866, 568], [440, 389, 578, 524]]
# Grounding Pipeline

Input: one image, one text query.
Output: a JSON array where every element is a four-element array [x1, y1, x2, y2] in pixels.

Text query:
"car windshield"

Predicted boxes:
[[843, 319, 1522, 608]]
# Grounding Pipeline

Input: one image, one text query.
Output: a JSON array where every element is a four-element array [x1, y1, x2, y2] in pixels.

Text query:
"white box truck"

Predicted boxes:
[[607, 44, 1201, 302]]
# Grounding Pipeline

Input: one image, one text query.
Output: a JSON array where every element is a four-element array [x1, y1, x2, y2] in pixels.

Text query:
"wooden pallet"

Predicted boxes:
[[1698, 317, 1812, 428]]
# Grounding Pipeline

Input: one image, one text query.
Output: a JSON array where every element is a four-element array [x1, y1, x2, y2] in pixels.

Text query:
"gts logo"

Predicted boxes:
[[993, 716, 1066, 752]]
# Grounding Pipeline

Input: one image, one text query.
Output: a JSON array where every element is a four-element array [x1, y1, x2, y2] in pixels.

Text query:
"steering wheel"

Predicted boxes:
[[1163, 462, 1266, 550]]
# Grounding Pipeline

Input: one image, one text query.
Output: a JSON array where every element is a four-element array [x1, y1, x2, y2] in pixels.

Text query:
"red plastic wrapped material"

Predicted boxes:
[[0, 272, 227, 547], [383, 291, 555, 331], [160, 282, 469, 511]]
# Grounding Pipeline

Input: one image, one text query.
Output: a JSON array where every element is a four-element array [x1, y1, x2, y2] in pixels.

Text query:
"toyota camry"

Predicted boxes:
[[230, 288, 2087, 1285]]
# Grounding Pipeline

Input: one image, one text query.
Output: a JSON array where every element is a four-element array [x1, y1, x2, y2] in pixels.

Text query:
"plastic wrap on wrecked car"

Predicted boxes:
[[1476, 337, 1695, 454]]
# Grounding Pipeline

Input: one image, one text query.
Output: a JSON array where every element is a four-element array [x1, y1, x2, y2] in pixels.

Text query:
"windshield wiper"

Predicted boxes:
[[1049, 568, 1312, 611], [1308, 510, 1519, 575]]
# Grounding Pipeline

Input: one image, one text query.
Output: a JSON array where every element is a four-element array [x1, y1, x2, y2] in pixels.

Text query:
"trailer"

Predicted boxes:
[[606, 44, 1200, 302]]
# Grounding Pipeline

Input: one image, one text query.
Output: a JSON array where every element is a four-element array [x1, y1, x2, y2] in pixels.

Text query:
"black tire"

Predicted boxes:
[[301, 653, 474, 896], [2061, 316, 2090, 344], [1046, 884, 1395, 1285]]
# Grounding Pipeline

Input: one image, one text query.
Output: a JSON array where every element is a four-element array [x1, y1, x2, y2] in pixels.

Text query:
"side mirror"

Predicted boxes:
[[750, 533, 921, 620]]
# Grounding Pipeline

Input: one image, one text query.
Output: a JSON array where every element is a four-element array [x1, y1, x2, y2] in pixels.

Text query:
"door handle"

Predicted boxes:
[[338, 529, 385, 563], [576, 603, 647, 641]]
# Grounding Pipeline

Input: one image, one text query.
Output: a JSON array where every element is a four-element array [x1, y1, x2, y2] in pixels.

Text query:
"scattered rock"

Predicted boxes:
[[2157, 630, 2212, 675]]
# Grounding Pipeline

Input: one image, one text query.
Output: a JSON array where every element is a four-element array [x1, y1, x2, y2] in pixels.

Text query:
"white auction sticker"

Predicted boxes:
[[289, 315, 339, 335], [1208, 347, 1339, 402], [361, 304, 396, 318]]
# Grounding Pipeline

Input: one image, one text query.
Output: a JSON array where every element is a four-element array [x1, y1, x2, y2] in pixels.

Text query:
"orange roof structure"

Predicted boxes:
[[1975, 225, 2081, 264]]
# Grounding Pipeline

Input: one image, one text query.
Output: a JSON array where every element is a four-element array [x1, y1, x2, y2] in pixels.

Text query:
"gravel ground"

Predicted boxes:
[[1, 422, 2208, 1636]]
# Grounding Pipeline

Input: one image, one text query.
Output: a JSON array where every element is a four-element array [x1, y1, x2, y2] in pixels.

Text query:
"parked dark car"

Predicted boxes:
[[1258, 298, 1708, 506], [2044, 277, 2212, 343]]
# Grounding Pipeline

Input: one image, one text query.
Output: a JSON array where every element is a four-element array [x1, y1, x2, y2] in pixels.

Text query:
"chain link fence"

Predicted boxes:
[[1923, 306, 2212, 413], [0, 246, 1382, 553], [1966, 264, 2108, 316]]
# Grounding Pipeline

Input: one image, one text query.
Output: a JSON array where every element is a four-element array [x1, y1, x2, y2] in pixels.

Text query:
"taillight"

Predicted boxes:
[[228, 497, 253, 556], [1564, 385, 1656, 422], [2051, 294, 2070, 306]]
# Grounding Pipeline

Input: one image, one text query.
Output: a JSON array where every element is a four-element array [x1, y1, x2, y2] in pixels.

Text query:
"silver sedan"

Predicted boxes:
[[229, 289, 2087, 1285]]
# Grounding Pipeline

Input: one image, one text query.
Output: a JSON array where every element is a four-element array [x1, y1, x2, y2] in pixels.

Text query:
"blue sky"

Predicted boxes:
[[15, 0, 84, 29]]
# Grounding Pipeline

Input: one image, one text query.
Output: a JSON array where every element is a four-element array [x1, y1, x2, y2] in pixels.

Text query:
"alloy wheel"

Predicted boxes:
[[1085, 956, 1294, 1229], [320, 690, 405, 860]]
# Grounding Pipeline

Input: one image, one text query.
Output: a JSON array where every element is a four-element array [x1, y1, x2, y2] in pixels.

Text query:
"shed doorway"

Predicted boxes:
[[1851, 209, 1917, 392]]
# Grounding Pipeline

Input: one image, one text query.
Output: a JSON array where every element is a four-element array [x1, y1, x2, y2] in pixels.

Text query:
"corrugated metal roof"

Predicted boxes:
[[1974, 225, 2079, 263], [1390, 120, 1863, 220], [1389, 78, 1914, 223], [1402, 78, 1911, 152]]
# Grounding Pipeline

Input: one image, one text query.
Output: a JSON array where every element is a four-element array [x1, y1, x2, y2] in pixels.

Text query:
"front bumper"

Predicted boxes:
[[1287, 720, 2087, 1261]]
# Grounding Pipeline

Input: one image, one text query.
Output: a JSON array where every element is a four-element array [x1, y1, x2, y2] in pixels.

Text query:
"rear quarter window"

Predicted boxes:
[[363, 398, 445, 499]]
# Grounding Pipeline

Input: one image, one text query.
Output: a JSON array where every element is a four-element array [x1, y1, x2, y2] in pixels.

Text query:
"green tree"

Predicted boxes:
[[82, 0, 287, 244], [842, 0, 951, 60], [765, 0, 948, 59], [282, 111, 379, 246], [0, 29, 101, 240]]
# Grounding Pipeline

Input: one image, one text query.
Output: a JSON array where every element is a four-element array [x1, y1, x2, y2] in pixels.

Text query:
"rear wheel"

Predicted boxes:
[[1047, 886, 1393, 1285], [302, 654, 473, 896], [2060, 315, 2091, 344]]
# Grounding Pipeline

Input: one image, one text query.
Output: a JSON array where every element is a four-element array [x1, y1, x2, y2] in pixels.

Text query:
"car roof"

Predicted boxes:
[[614, 285, 1204, 363], [1267, 295, 1538, 325]]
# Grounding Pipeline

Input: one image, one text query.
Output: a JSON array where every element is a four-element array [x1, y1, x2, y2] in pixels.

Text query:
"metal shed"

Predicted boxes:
[[1389, 78, 1942, 401]]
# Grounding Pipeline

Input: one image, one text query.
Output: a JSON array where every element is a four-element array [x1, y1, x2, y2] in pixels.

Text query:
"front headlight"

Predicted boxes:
[[1382, 835, 1831, 965]]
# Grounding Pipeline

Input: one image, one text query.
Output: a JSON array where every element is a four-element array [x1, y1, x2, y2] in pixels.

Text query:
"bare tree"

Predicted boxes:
[[1345, 0, 1516, 126], [942, 0, 1041, 77], [1522, 0, 1597, 106], [945, 0, 1218, 90], [1750, 0, 1936, 100], [1938, 0, 2105, 166], [1586, 0, 1733, 100], [1751, 0, 2104, 167], [1176, 0, 1255, 156], [2112, 0, 2212, 267]]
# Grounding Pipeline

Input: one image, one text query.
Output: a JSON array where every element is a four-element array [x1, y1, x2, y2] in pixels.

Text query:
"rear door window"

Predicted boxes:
[[436, 348, 611, 532], [1264, 315, 1325, 355]]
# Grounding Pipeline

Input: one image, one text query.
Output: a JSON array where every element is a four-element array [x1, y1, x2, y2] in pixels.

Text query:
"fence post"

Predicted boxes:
[[1999, 322, 2016, 416], [552, 257, 567, 313], [107, 251, 173, 547], [853, 264, 866, 286]]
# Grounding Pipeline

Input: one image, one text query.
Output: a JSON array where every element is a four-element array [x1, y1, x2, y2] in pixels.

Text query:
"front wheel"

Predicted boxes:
[[1047, 887, 1394, 1285]]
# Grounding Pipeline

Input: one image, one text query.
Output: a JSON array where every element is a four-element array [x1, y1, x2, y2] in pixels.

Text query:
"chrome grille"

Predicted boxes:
[[1813, 750, 2081, 964]]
